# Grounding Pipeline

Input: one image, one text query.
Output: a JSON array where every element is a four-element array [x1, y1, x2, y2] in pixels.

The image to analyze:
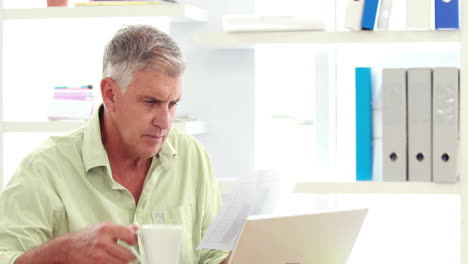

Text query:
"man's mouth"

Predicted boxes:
[[145, 130, 167, 139], [146, 134, 163, 139]]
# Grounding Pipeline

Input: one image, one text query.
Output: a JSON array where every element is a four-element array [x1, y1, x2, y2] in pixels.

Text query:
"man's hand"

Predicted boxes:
[[15, 222, 139, 264], [220, 252, 232, 264]]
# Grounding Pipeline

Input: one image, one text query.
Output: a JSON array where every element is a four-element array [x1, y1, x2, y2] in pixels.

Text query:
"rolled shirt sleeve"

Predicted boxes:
[[0, 155, 62, 264]]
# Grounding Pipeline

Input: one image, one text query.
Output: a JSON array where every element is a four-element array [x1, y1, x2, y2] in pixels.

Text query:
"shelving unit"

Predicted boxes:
[[195, 30, 459, 48], [197, 6, 467, 264]]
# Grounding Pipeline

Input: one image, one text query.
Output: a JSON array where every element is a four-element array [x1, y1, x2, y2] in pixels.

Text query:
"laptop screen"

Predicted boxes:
[[228, 208, 368, 264]]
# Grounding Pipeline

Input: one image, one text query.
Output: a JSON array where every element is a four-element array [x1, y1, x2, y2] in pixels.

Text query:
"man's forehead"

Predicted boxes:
[[131, 71, 182, 89], [132, 76, 182, 100]]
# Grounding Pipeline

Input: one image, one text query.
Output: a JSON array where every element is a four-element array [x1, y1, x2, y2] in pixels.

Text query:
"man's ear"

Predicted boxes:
[[101, 77, 118, 112]]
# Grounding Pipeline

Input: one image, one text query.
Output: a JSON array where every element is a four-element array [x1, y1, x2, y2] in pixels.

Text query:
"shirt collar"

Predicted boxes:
[[158, 133, 177, 170], [82, 105, 178, 173], [82, 105, 111, 172]]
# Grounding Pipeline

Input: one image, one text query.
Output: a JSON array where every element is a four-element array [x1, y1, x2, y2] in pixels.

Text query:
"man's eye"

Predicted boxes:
[[170, 102, 179, 107], [145, 100, 156, 105]]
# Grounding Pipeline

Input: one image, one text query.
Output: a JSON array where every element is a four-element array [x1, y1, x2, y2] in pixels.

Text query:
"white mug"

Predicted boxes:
[[131, 224, 184, 264]]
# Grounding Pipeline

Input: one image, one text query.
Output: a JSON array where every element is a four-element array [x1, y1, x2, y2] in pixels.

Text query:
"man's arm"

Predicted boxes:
[[0, 159, 136, 264], [0, 160, 59, 264], [15, 223, 138, 264]]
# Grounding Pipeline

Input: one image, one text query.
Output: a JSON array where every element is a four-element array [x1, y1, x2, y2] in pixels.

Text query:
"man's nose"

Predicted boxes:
[[152, 106, 171, 129]]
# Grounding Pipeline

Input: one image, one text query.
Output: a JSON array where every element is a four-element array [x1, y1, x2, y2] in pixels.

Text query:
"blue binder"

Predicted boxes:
[[355, 67, 373, 181], [361, 0, 380, 30], [435, 0, 459, 29]]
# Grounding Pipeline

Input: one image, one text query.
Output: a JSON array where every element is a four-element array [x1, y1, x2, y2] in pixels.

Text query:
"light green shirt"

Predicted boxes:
[[0, 108, 228, 264]]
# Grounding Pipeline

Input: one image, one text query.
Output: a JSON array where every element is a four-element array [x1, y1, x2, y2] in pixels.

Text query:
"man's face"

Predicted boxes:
[[113, 71, 182, 159]]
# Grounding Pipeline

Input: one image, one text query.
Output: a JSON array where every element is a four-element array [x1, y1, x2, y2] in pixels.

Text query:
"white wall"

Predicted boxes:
[[171, 0, 255, 179]]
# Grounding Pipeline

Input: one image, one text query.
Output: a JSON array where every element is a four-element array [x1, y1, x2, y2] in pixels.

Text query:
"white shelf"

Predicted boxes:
[[1, 4, 207, 22], [218, 180, 460, 195], [292, 181, 460, 195], [195, 30, 460, 48], [173, 119, 207, 135], [3, 120, 206, 134], [3, 121, 86, 133]]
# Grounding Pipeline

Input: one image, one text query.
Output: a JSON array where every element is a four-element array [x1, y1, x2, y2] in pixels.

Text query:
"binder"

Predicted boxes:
[[435, 0, 459, 30], [407, 68, 432, 181], [377, 0, 394, 31], [361, 0, 380, 30], [382, 69, 407, 181], [432, 68, 459, 182], [344, 0, 366, 31], [406, 0, 432, 30], [355, 67, 373, 181]]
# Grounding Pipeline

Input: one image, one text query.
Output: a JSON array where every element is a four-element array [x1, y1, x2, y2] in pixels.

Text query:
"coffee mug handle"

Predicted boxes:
[[129, 246, 143, 263], [129, 229, 143, 263]]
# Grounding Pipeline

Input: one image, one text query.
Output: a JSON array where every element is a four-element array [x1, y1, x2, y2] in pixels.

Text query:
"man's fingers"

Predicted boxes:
[[102, 223, 138, 245], [106, 243, 137, 263], [128, 224, 139, 232]]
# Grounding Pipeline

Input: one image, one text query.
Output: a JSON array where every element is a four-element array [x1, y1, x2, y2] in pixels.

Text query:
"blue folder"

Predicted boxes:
[[361, 0, 380, 30], [355, 67, 373, 181], [435, 0, 459, 29]]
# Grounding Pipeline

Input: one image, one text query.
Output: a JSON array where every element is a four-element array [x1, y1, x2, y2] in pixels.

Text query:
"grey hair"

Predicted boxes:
[[102, 25, 185, 91]]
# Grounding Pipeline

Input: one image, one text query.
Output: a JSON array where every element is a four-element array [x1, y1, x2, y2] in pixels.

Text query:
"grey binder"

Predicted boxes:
[[407, 68, 432, 181], [432, 68, 459, 183], [382, 69, 407, 181]]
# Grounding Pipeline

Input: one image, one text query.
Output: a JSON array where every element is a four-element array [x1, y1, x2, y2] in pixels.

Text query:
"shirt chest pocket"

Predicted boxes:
[[152, 204, 197, 264]]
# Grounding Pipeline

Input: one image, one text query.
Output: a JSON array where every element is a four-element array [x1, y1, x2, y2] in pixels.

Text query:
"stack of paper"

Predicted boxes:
[[47, 85, 95, 120], [75, 0, 175, 6], [222, 15, 325, 32], [197, 170, 294, 251]]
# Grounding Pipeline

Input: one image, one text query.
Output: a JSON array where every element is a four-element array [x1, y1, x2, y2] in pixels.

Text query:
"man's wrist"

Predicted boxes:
[[220, 252, 231, 264], [15, 235, 70, 264]]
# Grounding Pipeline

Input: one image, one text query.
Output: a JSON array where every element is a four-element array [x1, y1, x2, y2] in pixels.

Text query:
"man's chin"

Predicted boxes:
[[141, 145, 162, 158]]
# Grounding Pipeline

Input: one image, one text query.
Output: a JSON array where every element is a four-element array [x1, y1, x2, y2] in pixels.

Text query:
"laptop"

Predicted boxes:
[[227, 208, 368, 264]]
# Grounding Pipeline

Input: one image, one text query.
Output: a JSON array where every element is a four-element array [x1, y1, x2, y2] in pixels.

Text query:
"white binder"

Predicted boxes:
[[432, 68, 459, 183], [407, 68, 432, 181], [382, 69, 407, 181], [377, 0, 394, 31], [406, 0, 433, 30], [344, 0, 366, 31]]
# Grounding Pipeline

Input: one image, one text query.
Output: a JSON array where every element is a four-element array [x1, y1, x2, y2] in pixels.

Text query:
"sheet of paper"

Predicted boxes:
[[197, 170, 293, 251]]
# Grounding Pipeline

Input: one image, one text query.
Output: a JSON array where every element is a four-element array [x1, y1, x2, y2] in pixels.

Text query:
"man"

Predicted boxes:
[[0, 25, 229, 264]]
